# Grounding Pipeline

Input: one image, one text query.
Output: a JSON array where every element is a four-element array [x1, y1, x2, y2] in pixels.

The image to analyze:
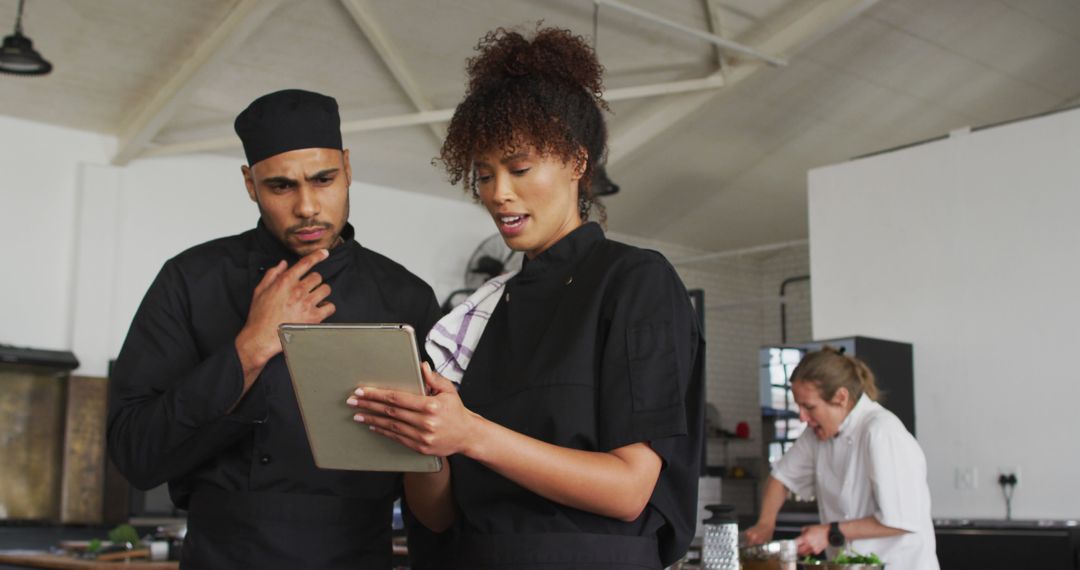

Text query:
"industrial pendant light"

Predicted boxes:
[[591, 166, 620, 196], [0, 0, 52, 76]]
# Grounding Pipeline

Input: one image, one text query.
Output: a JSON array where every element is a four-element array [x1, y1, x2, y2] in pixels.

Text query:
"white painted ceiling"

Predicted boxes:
[[2, 0, 1078, 252]]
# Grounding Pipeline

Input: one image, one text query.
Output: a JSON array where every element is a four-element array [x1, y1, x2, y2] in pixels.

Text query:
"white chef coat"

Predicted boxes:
[[773, 395, 939, 570]]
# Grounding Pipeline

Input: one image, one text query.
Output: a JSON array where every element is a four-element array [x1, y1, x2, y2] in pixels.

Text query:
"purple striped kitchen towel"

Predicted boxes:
[[425, 271, 517, 384]]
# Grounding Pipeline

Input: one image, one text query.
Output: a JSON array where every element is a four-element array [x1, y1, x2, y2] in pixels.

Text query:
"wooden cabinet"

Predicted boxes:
[[0, 346, 125, 525]]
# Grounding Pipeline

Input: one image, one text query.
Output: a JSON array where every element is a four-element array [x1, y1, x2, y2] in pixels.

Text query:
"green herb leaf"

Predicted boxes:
[[107, 523, 141, 546], [830, 549, 883, 564]]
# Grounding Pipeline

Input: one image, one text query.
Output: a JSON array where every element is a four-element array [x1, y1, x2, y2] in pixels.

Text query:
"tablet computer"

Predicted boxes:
[[279, 323, 442, 473]]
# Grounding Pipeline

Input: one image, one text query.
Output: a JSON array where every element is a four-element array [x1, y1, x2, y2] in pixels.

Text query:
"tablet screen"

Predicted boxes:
[[279, 323, 442, 472]]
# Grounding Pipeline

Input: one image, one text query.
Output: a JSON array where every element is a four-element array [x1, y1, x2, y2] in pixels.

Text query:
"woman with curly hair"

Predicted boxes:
[[348, 26, 704, 568]]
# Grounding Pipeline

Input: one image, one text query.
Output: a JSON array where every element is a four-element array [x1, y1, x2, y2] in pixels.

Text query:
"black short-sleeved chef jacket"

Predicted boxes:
[[450, 222, 705, 569], [106, 221, 441, 569]]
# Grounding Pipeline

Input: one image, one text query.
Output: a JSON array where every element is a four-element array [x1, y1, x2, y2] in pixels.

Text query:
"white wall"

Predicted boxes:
[[0, 116, 113, 351], [1, 117, 494, 377], [346, 182, 493, 303], [808, 107, 1080, 519]]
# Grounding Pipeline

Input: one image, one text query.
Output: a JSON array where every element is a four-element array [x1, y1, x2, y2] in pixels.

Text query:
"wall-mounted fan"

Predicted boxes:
[[465, 234, 522, 289], [440, 234, 523, 313]]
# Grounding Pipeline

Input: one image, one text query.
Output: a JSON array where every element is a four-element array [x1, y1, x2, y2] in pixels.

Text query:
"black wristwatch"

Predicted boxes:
[[828, 521, 846, 547]]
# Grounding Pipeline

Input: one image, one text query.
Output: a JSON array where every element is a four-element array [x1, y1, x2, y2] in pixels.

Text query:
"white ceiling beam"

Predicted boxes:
[[702, 0, 728, 69], [1054, 90, 1080, 110], [607, 0, 883, 169], [141, 109, 454, 158], [111, 0, 283, 166], [607, 75, 724, 101], [339, 0, 444, 145], [139, 76, 727, 159], [595, 0, 787, 66]]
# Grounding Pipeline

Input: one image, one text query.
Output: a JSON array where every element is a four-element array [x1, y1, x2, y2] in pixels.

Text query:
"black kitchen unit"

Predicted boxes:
[[934, 518, 1080, 569], [773, 515, 1080, 569]]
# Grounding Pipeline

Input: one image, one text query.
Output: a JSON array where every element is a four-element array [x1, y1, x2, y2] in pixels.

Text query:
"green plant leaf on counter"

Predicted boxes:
[[832, 549, 883, 564], [86, 538, 102, 553], [107, 523, 141, 546]]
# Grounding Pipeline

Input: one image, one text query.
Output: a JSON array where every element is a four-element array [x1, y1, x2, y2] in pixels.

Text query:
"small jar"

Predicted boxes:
[[701, 504, 739, 570]]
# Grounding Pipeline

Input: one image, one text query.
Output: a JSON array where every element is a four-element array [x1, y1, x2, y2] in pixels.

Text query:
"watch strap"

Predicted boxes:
[[828, 521, 845, 547]]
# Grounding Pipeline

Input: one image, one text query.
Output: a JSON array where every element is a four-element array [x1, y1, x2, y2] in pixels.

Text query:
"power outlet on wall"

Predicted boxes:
[[955, 466, 978, 490], [997, 466, 1021, 487]]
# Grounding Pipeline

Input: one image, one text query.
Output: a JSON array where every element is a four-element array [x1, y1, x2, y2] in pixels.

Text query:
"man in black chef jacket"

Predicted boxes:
[[106, 89, 442, 569]]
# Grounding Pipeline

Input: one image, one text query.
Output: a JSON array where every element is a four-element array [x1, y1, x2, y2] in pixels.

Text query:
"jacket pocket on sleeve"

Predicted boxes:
[[626, 322, 680, 412]]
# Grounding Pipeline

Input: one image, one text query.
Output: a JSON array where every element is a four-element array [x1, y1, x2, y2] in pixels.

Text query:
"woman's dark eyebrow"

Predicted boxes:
[[500, 152, 530, 164], [474, 153, 530, 169]]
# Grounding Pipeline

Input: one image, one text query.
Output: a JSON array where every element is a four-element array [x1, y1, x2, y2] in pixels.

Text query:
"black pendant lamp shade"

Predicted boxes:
[[0, 0, 52, 76], [591, 166, 620, 196]]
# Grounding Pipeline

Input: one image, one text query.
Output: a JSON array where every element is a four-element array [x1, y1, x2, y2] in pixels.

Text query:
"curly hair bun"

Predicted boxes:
[[440, 25, 610, 223], [465, 27, 605, 106]]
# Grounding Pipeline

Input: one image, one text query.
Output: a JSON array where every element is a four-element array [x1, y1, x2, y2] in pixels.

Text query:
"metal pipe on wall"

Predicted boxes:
[[779, 275, 810, 343]]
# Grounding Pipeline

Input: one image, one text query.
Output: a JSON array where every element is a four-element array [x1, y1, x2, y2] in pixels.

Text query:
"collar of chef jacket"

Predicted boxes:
[[516, 222, 604, 283], [835, 393, 877, 438]]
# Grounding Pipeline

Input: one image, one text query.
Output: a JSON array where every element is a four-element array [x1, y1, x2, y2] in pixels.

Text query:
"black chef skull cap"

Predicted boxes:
[[234, 89, 343, 166]]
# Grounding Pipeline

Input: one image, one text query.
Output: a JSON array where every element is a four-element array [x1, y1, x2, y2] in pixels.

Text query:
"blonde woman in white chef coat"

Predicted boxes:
[[744, 347, 940, 569]]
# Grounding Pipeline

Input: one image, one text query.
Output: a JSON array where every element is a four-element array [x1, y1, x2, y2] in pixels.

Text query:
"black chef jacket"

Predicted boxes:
[[107, 220, 441, 569], [450, 222, 705, 569]]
